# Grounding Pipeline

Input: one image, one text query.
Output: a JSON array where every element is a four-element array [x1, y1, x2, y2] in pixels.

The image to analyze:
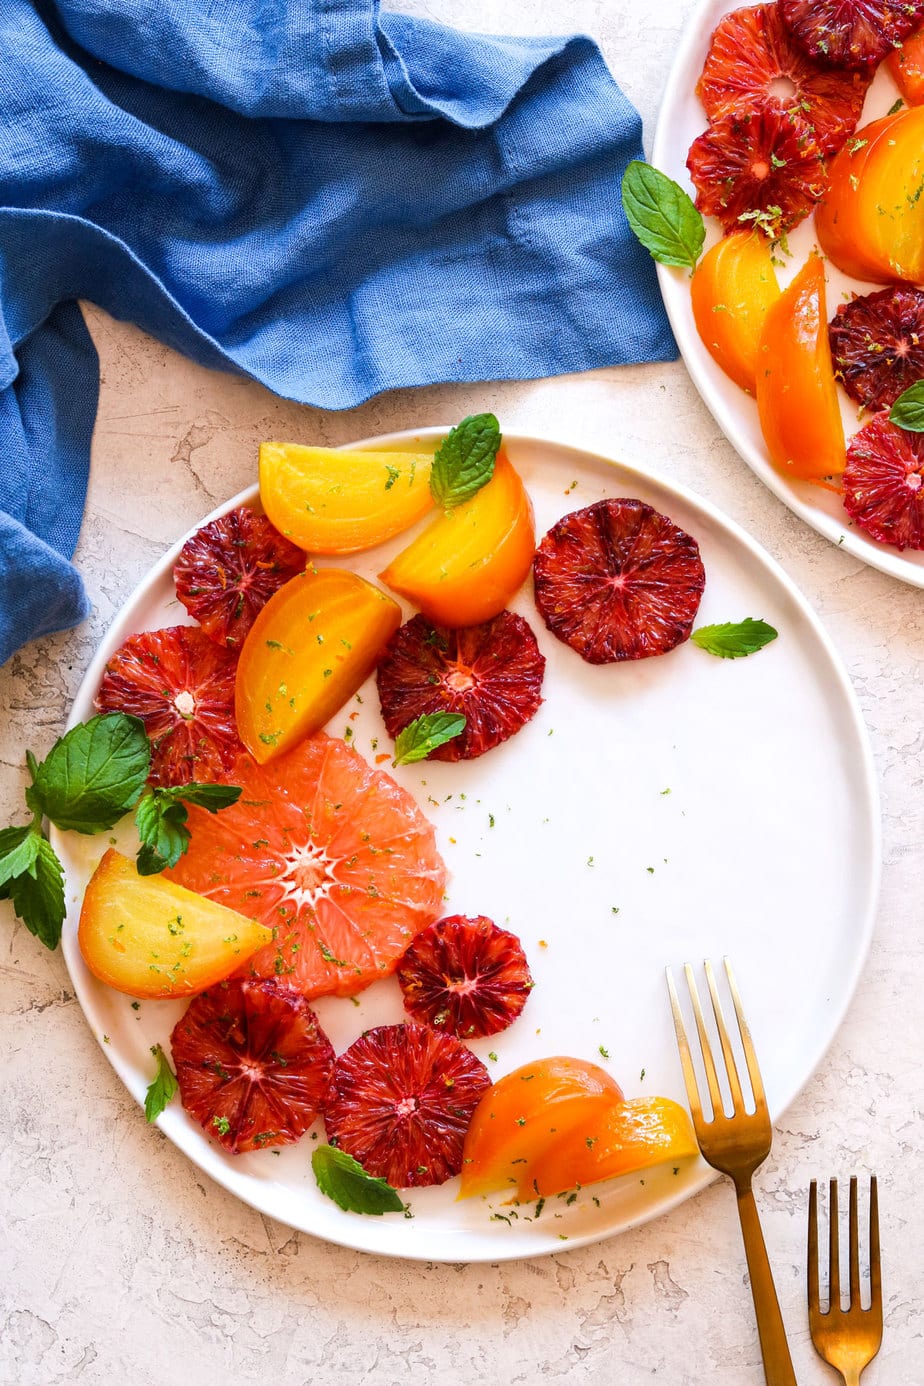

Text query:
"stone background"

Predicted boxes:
[[2, 0, 921, 1381]]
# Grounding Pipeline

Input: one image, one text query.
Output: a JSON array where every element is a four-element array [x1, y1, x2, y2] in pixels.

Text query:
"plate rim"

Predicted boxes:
[[651, 0, 924, 590], [56, 427, 882, 1261]]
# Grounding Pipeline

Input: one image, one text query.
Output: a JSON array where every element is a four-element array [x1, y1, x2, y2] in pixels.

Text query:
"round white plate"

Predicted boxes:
[[56, 430, 880, 1261], [653, 0, 924, 588]]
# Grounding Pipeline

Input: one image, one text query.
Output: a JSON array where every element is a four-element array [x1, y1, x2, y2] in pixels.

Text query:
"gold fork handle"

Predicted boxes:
[[734, 1181, 798, 1386]]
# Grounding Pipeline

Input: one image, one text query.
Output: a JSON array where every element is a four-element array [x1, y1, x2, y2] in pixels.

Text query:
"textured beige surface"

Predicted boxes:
[[2, 0, 922, 1381]]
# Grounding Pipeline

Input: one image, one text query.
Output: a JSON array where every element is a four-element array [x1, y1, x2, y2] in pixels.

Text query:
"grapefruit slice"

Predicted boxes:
[[166, 735, 447, 999]]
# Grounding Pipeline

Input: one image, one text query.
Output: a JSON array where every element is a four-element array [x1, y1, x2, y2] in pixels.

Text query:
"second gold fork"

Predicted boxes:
[[667, 958, 797, 1386]]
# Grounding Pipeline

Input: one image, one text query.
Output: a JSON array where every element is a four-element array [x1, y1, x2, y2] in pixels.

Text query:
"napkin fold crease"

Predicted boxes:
[[0, 0, 674, 665]]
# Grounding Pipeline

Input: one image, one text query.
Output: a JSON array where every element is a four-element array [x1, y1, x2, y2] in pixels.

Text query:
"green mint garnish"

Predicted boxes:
[[134, 782, 242, 876], [312, 1144, 404, 1215], [690, 618, 778, 659], [621, 160, 705, 271], [29, 713, 151, 834], [889, 380, 924, 431], [144, 1044, 178, 1122], [392, 713, 466, 766], [429, 414, 501, 510]]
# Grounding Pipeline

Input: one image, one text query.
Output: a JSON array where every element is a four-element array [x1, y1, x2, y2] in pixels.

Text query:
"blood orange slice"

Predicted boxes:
[[397, 915, 533, 1038], [170, 977, 334, 1154], [843, 414, 924, 549], [533, 499, 706, 663], [95, 626, 242, 786], [166, 735, 447, 999], [687, 107, 827, 235], [174, 505, 305, 648], [780, 0, 924, 70], [323, 1023, 491, 1187], [375, 612, 545, 762], [698, 5, 869, 153], [829, 285, 924, 412]]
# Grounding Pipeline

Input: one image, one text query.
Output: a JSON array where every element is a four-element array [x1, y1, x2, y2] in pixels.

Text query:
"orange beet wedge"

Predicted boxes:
[[235, 567, 401, 762], [888, 30, 924, 105], [527, 1096, 698, 1198], [259, 442, 435, 553], [691, 231, 780, 393], [380, 452, 535, 627], [459, 1056, 624, 1200], [755, 254, 845, 484], [815, 115, 900, 284], [79, 848, 271, 998]]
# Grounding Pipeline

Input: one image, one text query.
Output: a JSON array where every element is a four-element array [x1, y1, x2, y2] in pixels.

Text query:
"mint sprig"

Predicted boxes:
[[144, 1043, 178, 1123], [312, 1144, 404, 1215], [889, 381, 924, 432], [0, 713, 241, 949], [135, 782, 242, 876], [429, 414, 501, 510], [393, 712, 466, 766], [691, 618, 778, 659], [621, 161, 705, 271]]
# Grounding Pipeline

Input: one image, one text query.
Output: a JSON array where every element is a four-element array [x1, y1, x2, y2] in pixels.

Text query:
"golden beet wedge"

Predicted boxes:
[[78, 848, 271, 998], [235, 566, 401, 762], [459, 1056, 625, 1200], [691, 231, 780, 394], [380, 452, 535, 628], [755, 254, 845, 484], [526, 1096, 698, 1198], [259, 442, 435, 553]]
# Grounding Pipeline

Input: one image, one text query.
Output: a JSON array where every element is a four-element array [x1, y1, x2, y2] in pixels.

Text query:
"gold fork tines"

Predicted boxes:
[[808, 1176, 883, 1385], [667, 959, 796, 1386]]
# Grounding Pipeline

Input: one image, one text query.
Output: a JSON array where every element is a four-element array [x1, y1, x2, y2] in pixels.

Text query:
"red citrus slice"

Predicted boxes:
[[174, 505, 305, 649], [95, 625, 242, 786], [829, 285, 924, 412], [323, 1023, 491, 1187], [166, 735, 447, 999], [686, 107, 827, 235], [780, 0, 924, 70], [698, 5, 869, 153], [533, 499, 706, 664], [170, 976, 335, 1154], [397, 915, 533, 1038], [843, 414, 924, 549], [375, 612, 545, 762]]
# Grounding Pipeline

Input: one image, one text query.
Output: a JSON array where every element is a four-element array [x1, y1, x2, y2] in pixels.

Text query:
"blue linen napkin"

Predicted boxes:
[[0, 0, 675, 666]]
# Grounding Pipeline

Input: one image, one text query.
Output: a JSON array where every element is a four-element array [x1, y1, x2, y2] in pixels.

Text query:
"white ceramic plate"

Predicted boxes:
[[653, 0, 924, 587], [56, 430, 879, 1262]]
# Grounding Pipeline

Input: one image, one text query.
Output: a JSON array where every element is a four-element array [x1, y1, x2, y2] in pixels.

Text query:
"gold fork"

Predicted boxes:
[[667, 958, 797, 1386], [808, 1177, 883, 1384]]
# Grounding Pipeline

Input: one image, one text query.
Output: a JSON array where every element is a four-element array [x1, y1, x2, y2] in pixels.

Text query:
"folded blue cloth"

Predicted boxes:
[[0, 0, 674, 665]]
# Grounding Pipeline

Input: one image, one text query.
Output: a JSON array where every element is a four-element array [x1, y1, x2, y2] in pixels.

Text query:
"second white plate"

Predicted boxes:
[[653, 0, 924, 587]]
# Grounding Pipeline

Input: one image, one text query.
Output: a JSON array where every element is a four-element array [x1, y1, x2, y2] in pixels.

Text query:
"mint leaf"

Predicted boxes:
[[889, 381, 924, 431], [134, 782, 242, 875], [30, 713, 150, 833], [691, 618, 778, 659], [429, 414, 501, 510], [0, 824, 41, 887], [312, 1144, 404, 1215], [3, 838, 66, 949], [621, 161, 705, 270], [144, 1043, 178, 1122], [167, 783, 241, 812], [393, 713, 466, 766]]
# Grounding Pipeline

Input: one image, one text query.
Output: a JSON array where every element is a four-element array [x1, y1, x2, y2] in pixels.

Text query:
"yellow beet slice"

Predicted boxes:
[[78, 848, 271, 998], [235, 566, 401, 762], [380, 453, 535, 628], [259, 443, 435, 553]]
